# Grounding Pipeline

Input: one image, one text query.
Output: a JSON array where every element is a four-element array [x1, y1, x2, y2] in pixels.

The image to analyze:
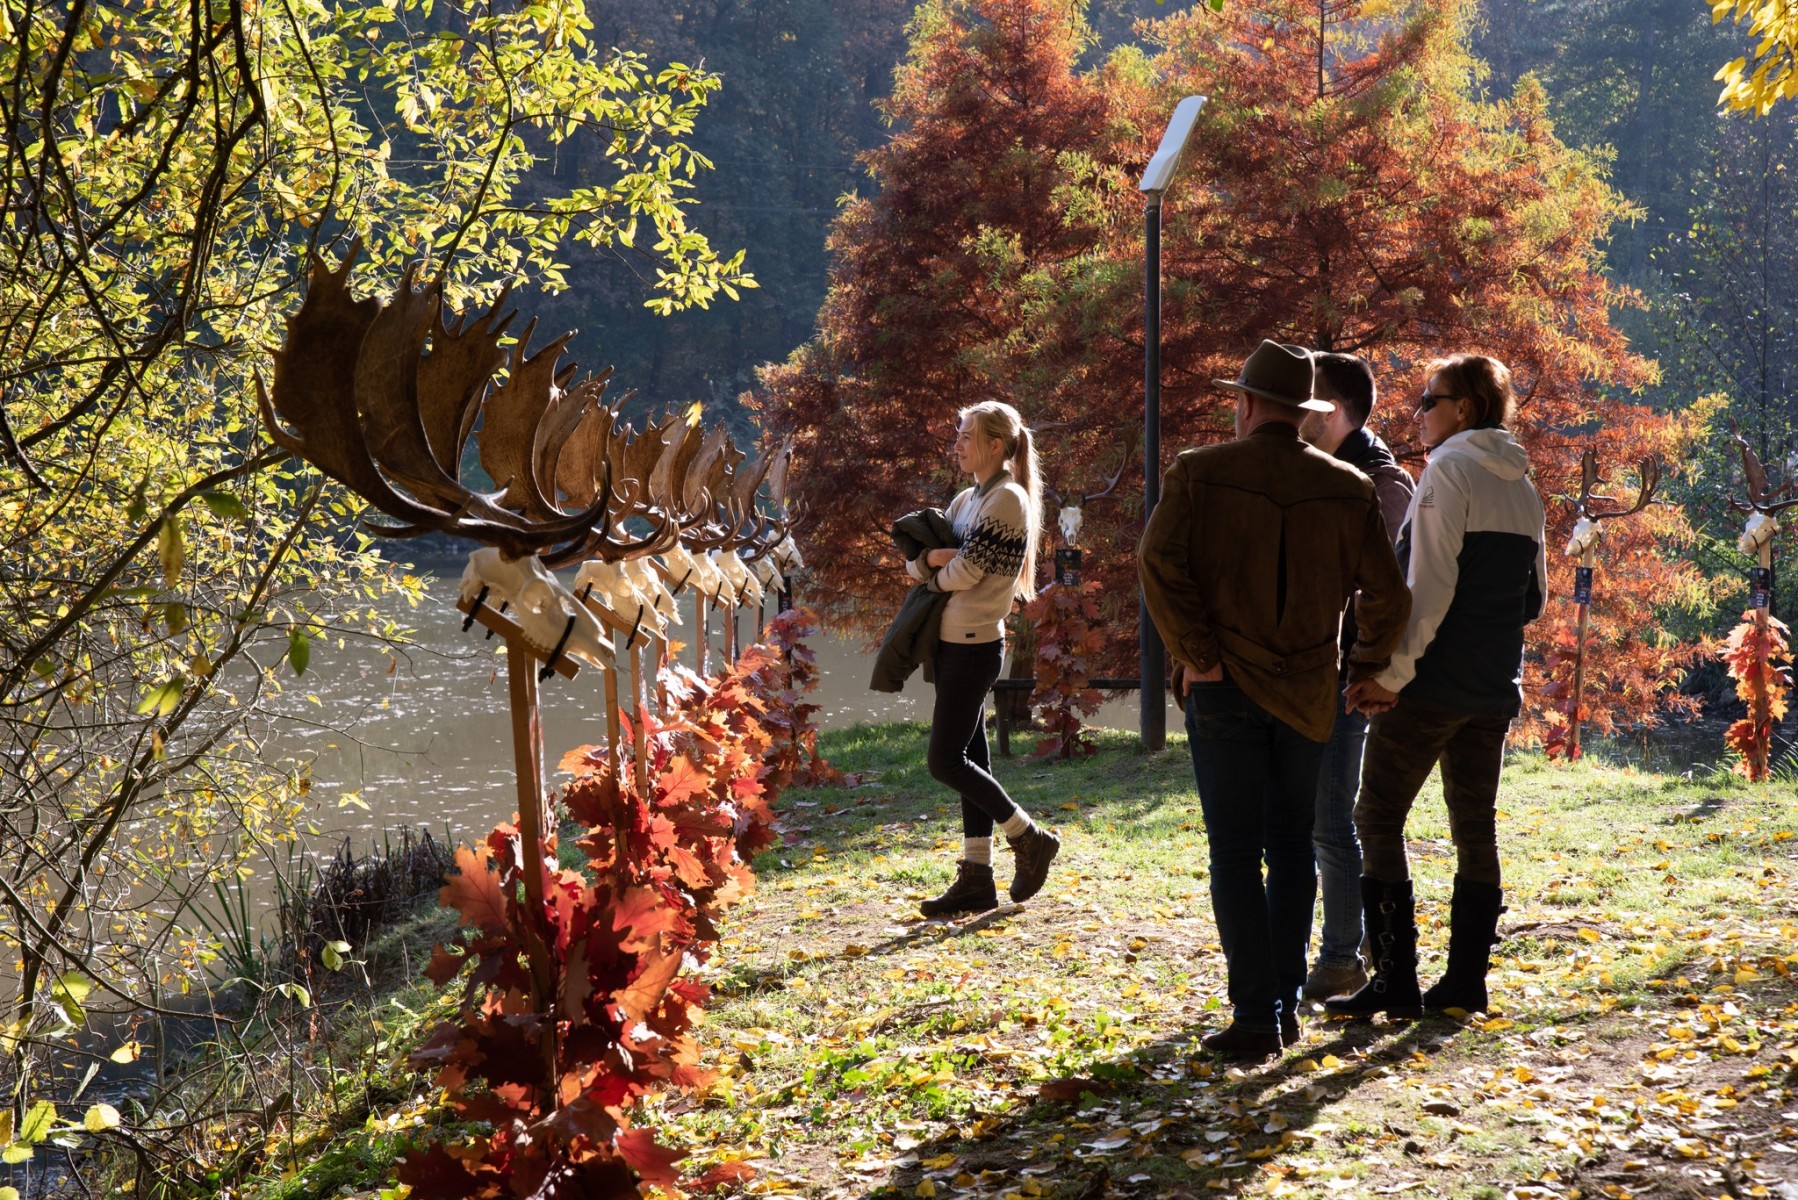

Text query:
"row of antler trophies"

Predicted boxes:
[[1559, 447, 1659, 758], [1562, 427, 1796, 764], [257, 248, 803, 993]]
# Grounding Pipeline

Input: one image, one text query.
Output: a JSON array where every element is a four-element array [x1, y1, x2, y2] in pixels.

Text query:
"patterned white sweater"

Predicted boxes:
[[905, 471, 1031, 645]]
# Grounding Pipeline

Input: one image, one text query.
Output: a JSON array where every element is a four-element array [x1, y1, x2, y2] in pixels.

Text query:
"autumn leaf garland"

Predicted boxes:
[[1027, 581, 1106, 760], [1721, 610, 1793, 782], [396, 621, 822, 1198]]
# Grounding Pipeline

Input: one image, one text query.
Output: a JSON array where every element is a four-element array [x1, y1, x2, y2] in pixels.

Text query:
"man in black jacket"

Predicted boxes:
[[1297, 353, 1415, 1003]]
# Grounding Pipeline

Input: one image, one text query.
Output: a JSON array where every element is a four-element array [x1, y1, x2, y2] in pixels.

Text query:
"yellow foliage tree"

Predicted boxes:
[[1712, 0, 1798, 113]]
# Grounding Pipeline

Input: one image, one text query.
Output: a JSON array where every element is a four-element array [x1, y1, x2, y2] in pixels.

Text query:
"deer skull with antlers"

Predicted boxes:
[[1564, 446, 1660, 558], [1727, 420, 1798, 557]]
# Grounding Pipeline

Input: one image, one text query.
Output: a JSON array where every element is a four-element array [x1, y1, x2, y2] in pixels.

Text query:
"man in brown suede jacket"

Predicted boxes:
[[1138, 340, 1409, 1061]]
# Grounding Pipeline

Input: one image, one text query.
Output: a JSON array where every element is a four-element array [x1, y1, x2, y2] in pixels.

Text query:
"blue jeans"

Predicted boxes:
[[1184, 679, 1324, 1029], [1313, 696, 1368, 969]]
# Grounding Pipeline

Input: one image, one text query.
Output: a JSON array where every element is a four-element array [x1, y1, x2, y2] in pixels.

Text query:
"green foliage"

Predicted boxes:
[[0, 0, 748, 1189]]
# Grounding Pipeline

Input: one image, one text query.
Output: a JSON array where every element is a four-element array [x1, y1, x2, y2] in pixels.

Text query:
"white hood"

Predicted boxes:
[[1432, 427, 1533, 481]]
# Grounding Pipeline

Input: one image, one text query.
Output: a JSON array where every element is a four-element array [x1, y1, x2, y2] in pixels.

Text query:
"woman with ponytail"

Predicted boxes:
[[907, 400, 1058, 917]]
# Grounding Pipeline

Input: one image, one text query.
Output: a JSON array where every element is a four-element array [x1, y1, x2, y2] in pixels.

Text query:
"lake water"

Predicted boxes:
[[264, 557, 1160, 850]]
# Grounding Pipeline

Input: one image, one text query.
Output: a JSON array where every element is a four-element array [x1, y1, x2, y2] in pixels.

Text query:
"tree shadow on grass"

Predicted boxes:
[[854, 1012, 1457, 1200]]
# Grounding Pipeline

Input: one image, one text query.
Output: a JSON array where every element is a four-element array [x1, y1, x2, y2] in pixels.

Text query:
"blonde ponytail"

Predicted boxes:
[[958, 399, 1043, 602], [1010, 424, 1042, 602]]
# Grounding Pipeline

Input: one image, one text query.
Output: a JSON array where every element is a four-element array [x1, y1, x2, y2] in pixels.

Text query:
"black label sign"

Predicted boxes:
[[1055, 548, 1082, 587], [1573, 566, 1593, 606], [1751, 566, 1772, 610]]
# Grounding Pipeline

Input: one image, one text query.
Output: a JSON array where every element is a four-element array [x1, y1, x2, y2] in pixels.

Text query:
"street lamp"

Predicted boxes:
[[1136, 94, 1206, 754]]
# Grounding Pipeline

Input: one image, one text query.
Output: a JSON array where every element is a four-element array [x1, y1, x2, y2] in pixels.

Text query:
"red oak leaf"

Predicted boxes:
[[441, 843, 508, 936]]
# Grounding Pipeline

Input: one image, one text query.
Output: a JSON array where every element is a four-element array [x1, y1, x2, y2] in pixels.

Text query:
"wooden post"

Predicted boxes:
[[696, 591, 710, 676], [1569, 544, 1595, 761], [455, 593, 575, 1024], [629, 642, 650, 798], [1754, 539, 1775, 780], [576, 591, 656, 797]]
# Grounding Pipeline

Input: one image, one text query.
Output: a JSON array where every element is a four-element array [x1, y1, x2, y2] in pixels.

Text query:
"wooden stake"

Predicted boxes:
[[696, 591, 709, 676], [503, 634, 557, 1057], [1569, 545, 1594, 761], [454, 593, 573, 1049]]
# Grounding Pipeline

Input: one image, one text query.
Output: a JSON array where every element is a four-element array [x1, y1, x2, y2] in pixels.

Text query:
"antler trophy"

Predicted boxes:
[[1727, 419, 1798, 575], [1723, 422, 1798, 781], [1043, 430, 1136, 586], [1557, 446, 1659, 759]]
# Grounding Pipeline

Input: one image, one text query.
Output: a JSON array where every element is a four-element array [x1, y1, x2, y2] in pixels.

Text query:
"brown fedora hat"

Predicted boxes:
[[1213, 341, 1334, 413]]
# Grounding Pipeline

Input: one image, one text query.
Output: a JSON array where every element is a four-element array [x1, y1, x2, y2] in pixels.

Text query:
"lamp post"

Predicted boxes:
[[1136, 94, 1207, 754]]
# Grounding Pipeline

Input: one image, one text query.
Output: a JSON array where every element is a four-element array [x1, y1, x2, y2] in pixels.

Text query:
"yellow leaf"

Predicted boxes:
[[916, 1181, 938, 1198], [83, 1104, 120, 1133], [157, 515, 184, 587], [921, 1154, 957, 1169], [109, 1042, 140, 1064], [1577, 928, 1602, 943]]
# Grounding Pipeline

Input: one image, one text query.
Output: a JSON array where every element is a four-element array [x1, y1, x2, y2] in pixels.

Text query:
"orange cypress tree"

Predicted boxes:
[[753, 0, 1118, 628], [1114, 0, 1719, 743], [761, 0, 1720, 738]]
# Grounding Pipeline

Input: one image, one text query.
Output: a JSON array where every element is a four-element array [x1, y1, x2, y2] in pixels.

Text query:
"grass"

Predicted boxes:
[[228, 720, 1798, 1200], [654, 724, 1798, 1200]]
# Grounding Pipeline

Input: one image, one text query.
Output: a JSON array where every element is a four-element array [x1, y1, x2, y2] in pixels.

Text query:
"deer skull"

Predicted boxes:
[[1058, 505, 1084, 548], [1564, 517, 1602, 558], [1740, 511, 1779, 557]]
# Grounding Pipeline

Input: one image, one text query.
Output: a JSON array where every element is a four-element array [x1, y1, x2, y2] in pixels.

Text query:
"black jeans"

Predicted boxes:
[[928, 640, 1019, 838], [1185, 678, 1324, 1029], [1356, 696, 1510, 886]]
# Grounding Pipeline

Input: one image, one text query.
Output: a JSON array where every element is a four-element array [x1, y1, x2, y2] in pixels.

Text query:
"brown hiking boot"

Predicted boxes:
[[919, 860, 997, 918], [1302, 958, 1369, 1003], [1006, 825, 1061, 902]]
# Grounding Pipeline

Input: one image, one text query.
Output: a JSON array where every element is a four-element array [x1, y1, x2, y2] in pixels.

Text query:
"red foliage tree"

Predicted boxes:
[[759, 0, 1719, 740], [752, 0, 1120, 627]]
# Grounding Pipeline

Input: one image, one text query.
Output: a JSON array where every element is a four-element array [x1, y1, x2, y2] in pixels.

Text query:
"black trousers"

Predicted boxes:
[[1356, 696, 1511, 886], [927, 640, 1019, 838]]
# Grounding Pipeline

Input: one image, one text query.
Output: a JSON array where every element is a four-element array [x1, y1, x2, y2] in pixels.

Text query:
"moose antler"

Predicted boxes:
[[1727, 419, 1798, 515], [257, 245, 605, 558]]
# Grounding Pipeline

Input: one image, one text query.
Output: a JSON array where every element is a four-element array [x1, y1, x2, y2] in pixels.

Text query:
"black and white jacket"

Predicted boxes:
[[1374, 428, 1547, 717], [905, 470, 1030, 645]]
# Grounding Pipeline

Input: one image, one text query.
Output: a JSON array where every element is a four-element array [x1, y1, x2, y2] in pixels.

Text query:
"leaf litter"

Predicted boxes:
[[627, 737, 1798, 1200]]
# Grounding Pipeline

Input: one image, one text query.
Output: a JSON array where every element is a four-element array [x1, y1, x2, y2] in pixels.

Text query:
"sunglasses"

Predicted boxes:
[[1417, 391, 1461, 413]]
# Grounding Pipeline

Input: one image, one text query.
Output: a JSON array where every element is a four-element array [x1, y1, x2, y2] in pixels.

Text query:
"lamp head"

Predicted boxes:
[[1139, 95, 1208, 196]]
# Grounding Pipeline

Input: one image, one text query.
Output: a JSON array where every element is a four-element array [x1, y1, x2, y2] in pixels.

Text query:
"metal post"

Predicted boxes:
[[1139, 196, 1166, 753]]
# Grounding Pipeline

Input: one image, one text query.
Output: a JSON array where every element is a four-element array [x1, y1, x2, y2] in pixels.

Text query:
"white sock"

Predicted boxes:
[[1000, 810, 1034, 839], [963, 837, 992, 866]]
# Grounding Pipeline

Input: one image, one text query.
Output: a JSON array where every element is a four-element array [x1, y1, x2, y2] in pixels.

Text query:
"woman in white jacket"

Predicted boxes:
[[1329, 355, 1546, 1020], [907, 400, 1058, 918]]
